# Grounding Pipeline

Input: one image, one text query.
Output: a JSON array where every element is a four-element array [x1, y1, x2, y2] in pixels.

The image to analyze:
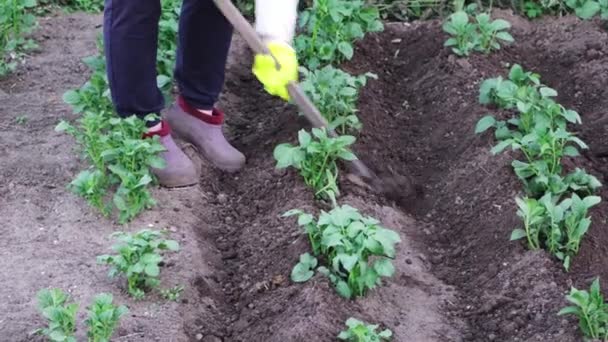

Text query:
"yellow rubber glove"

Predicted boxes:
[[252, 41, 298, 101]]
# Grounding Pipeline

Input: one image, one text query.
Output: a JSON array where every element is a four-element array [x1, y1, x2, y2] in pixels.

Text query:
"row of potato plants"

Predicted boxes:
[[56, 0, 181, 224], [274, 1, 397, 339], [474, 65, 607, 341], [475, 64, 602, 270]]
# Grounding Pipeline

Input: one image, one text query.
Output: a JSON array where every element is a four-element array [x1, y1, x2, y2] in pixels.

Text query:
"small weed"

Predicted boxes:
[[284, 205, 400, 298], [97, 229, 179, 299], [33, 288, 78, 342], [338, 317, 392, 341], [559, 278, 608, 340], [273, 128, 357, 200], [85, 293, 128, 342], [15, 115, 27, 125], [160, 285, 184, 302]]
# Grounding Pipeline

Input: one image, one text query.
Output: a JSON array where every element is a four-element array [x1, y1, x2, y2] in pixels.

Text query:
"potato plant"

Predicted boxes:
[[273, 128, 357, 200], [33, 289, 78, 342], [511, 192, 600, 270], [559, 278, 608, 340], [300, 65, 376, 134], [0, 0, 37, 76], [443, 11, 513, 56], [57, 2, 182, 223], [295, 0, 384, 69], [338, 317, 393, 341], [284, 205, 400, 299], [97, 229, 179, 299], [85, 293, 128, 342], [476, 64, 602, 269]]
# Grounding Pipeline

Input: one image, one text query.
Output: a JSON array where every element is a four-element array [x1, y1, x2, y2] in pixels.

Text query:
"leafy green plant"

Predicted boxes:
[[295, 0, 383, 69], [85, 293, 128, 342], [566, 0, 608, 18], [160, 285, 184, 302], [474, 13, 513, 53], [57, 2, 181, 223], [284, 205, 400, 298], [273, 128, 357, 200], [559, 278, 608, 340], [338, 317, 392, 341], [0, 0, 38, 76], [443, 11, 477, 56], [291, 253, 318, 282], [97, 229, 180, 299], [300, 65, 376, 134], [444, 11, 513, 56], [476, 64, 602, 270], [475, 64, 599, 198], [510, 192, 601, 269], [33, 288, 78, 342], [57, 113, 166, 223]]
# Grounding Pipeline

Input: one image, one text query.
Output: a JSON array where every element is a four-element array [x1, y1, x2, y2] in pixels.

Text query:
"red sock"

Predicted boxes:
[[143, 120, 171, 138], [177, 96, 224, 125]]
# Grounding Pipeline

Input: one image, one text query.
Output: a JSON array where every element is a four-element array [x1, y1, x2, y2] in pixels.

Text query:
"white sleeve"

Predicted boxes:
[[254, 0, 299, 44]]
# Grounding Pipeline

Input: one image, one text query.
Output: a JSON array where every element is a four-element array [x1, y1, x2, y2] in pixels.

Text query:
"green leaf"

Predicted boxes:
[[540, 87, 558, 97], [557, 306, 581, 315], [495, 31, 514, 43], [163, 240, 180, 251], [475, 115, 496, 133], [563, 146, 580, 157], [374, 259, 395, 277], [379, 329, 393, 338], [339, 87, 357, 96], [298, 130, 311, 148], [337, 150, 357, 161], [583, 196, 601, 207], [562, 109, 581, 124], [337, 42, 354, 60], [576, 0, 601, 18], [490, 19, 511, 30], [491, 139, 513, 155], [291, 261, 315, 282], [510, 228, 527, 241], [336, 280, 352, 298], [451, 11, 470, 26], [144, 264, 160, 277], [337, 254, 358, 272], [62, 90, 81, 105], [55, 121, 71, 133], [147, 156, 166, 169]]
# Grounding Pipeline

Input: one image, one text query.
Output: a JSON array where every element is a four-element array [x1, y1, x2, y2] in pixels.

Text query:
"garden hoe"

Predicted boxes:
[[213, 0, 416, 202]]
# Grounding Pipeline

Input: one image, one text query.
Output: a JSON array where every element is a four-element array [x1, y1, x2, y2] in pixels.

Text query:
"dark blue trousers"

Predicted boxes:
[[103, 0, 233, 124]]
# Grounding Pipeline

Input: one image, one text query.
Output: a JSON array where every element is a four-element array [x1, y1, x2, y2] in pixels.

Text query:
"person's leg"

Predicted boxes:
[[104, 0, 164, 126], [166, 0, 245, 172], [103, 0, 198, 187], [174, 0, 233, 110]]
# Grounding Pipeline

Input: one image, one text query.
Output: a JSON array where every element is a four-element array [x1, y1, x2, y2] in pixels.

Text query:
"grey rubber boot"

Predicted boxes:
[[165, 97, 246, 172], [146, 121, 199, 188]]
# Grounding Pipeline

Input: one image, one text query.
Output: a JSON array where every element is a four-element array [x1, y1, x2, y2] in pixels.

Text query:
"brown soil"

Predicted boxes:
[[1, 8, 607, 342]]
